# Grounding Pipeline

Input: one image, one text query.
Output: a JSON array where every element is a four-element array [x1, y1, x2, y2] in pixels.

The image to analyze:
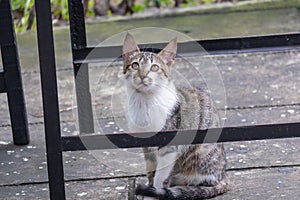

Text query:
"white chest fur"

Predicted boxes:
[[126, 82, 178, 133]]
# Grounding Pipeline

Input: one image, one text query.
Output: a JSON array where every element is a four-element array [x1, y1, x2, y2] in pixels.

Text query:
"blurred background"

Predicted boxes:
[[11, 0, 244, 32]]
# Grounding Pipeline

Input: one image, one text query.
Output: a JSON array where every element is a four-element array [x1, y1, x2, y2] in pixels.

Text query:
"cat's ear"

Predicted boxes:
[[122, 33, 140, 62], [158, 37, 177, 67]]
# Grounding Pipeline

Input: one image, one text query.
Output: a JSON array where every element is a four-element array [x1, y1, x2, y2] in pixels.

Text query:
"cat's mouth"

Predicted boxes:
[[135, 84, 149, 92], [134, 82, 154, 93], [141, 81, 151, 86]]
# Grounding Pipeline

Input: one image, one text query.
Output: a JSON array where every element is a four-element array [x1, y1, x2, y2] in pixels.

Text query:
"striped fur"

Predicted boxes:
[[123, 33, 230, 200]]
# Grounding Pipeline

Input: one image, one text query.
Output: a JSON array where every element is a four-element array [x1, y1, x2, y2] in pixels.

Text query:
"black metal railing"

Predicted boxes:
[[62, 122, 300, 151], [0, 0, 29, 145], [34, 0, 300, 199], [73, 33, 300, 63]]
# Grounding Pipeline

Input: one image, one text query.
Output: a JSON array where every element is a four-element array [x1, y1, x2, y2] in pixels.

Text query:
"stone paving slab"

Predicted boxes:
[[1, 166, 299, 200], [1, 50, 299, 127], [1, 120, 300, 186], [61, 104, 300, 137], [1, 5, 300, 200]]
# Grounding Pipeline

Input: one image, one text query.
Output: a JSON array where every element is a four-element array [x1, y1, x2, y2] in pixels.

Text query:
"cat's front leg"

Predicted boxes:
[[143, 147, 157, 186], [137, 147, 177, 200], [153, 147, 177, 188]]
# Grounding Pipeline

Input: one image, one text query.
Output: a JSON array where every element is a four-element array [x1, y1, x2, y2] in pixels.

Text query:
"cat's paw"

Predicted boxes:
[[136, 195, 157, 200], [135, 184, 156, 197]]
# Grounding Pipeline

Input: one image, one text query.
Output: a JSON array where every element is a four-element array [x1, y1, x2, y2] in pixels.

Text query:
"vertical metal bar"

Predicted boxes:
[[68, 0, 94, 134], [128, 178, 137, 200], [0, 0, 29, 145], [34, 0, 66, 199], [0, 71, 6, 93]]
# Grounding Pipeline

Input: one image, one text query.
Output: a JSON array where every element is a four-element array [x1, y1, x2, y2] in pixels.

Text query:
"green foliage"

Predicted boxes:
[[144, 0, 172, 8], [12, 0, 34, 32], [159, 0, 172, 7], [182, 0, 197, 7], [51, 0, 69, 20], [202, 0, 215, 4], [11, 0, 235, 33], [86, 0, 95, 17], [144, 0, 151, 7], [107, 9, 113, 17], [12, 0, 71, 32], [11, 0, 25, 10], [133, 3, 146, 12]]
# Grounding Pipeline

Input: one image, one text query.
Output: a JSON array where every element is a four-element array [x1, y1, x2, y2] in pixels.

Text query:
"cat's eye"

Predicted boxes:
[[150, 64, 159, 72], [131, 62, 139, 70]]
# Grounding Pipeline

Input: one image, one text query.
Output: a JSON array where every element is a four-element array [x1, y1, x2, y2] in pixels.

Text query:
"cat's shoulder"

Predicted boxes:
[[176, 86, 213, 104], [176, 85, 220, 129]]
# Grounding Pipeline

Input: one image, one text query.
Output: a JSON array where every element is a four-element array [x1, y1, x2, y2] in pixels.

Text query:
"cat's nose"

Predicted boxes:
[[140, 76, 151, 85], [140, 75, 146, 80]]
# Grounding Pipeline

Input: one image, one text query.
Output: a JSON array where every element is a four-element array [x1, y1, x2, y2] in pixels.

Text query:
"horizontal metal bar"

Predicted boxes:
[[73, 32, 300, 64], [0, 71, 6, 93], [62, 122, 300, 151]]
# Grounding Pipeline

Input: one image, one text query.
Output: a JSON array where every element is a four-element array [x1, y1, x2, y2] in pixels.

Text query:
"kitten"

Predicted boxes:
[[122, 33, 230, 200]]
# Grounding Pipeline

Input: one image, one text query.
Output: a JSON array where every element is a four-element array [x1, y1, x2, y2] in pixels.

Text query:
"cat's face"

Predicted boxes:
[[122, 33, 177, 94]]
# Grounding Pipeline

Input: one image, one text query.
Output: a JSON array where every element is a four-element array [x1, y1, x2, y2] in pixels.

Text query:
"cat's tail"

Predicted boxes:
[[135, 178, 230, 200]]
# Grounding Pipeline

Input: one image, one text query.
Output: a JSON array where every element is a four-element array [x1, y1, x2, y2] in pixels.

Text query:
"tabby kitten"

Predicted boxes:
[[122, 33, 230, 200]]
